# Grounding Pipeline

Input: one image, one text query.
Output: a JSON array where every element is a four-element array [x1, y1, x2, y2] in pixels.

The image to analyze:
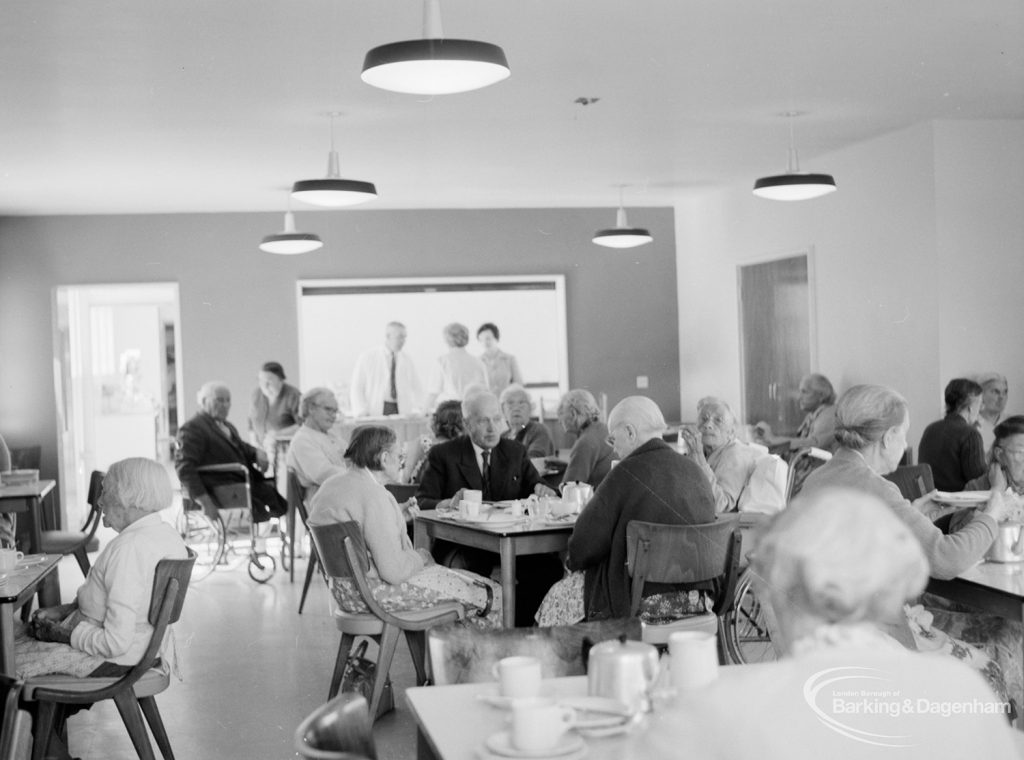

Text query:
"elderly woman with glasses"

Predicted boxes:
[[557, 388, 613, 489], [500, 384, 554, 459], [285, 387, 348, 495], [308, 425, 502, 628], [680, 397, 761, 513]]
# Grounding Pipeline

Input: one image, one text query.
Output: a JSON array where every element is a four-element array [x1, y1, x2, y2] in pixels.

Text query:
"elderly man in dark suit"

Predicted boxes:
[[417, 389, 558, 624], [175, 381, 287, 522]]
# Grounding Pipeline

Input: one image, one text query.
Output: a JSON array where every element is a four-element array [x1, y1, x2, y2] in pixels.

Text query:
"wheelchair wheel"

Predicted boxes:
[[178, 509, 225, 582], [723, 569, 778, 664], [247, 552, 276, 584]]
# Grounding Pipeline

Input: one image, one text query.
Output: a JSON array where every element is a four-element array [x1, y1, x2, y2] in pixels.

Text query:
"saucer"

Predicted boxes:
[[557, 697, 631, 729], [17, 555, 45, 566], [484, 731, 584, 759], [476, 692, 548, 709]]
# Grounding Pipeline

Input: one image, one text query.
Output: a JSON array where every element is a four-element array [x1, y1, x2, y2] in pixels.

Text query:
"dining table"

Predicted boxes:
[[0, 553, 62, 675], [413, 509, 575, 628], [0, 479, 56, 554]]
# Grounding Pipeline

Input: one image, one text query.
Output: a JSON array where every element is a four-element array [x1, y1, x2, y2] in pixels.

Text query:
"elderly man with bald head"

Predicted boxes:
[[175, 381, 287, 523], [548, 396, 715, 623]]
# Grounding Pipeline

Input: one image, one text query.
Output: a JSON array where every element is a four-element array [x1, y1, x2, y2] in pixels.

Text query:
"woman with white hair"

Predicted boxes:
[[680, 397, 760, 513], [423, 322, 489, 412], [18, 458, 188, 680], [285, 386, 348, 495], [640, 489, 1018, 760], [501, 383, 554, 458], [557, 388, 613, 489], [754, 372, 839, 453]]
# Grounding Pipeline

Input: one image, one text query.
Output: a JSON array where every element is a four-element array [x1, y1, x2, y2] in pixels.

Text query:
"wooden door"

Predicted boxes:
[[738, 254, 812, 435]]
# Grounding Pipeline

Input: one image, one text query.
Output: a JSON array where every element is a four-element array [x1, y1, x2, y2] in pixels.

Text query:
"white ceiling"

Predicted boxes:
[[1, 1, 1022, 216]]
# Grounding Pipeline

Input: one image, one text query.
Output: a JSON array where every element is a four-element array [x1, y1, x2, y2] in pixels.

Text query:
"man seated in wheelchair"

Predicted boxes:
[[175, 380, 287, 523]]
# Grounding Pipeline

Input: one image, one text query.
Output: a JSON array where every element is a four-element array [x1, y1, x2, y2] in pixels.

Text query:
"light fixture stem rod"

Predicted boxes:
[[283, 211, 297, 233], [423, 0, 444, 39], [616, 206, 629, 228], [325, 114, 341, 179], [786, 117, 801, 174]]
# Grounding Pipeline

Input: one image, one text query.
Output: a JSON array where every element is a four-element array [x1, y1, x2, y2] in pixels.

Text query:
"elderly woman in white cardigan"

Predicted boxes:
[[680, 397, 760, 513]]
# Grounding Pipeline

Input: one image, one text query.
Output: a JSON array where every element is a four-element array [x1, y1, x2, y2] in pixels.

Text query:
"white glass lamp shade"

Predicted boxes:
[[592, 206, 653, 248], [361, 38, 510, 95], [752, 172, 837, 201], [259, 212, 323, 255]]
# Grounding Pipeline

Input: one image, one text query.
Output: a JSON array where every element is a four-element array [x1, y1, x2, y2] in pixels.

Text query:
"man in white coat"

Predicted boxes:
[[350, 322, 423, 417]]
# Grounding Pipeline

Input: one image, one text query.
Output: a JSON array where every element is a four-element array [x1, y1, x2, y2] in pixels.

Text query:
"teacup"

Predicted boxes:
[[510, 699, 575, 752], [461, 489, 482, 504], [0, 548, 25, 572], [669, 631, 719, 690], [460, 500, 481, 519], [492, 656, 542, 699]]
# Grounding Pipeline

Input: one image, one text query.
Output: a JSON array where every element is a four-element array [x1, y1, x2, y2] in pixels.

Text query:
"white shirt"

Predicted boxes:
[[70, 512, 188, 665], [350, 345, 423, 417], [286, 424, 348, 492]]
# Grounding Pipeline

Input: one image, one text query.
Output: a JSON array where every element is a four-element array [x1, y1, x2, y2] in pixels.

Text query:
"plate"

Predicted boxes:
[[541, 516, 577, 527], [933, 490, 990, 506], [484, 731, 584, 759], [476, 693, 548, 709], [17, 555, 46, 566], [454, 513, 527, 526]]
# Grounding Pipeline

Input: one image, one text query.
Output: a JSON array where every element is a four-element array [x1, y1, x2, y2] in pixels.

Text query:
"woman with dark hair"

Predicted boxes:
[[918, 377, 986, 492], [248, 360, 302, 454], [476, 322, 523, 395], [407, 400, 465, 483], [307, 425, 501, 628]]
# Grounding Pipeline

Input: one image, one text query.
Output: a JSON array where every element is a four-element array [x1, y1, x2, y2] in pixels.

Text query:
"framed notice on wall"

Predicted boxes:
[[297, 275, 568, 415]]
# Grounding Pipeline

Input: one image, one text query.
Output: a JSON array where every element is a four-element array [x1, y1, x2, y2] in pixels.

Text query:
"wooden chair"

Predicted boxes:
[[625, 515, 742, 651], [1, 675, 32, 760], [884, 463, 935, 500], [39, 470, 104, 576], [383, 484, 417, 503], [294, 692, 377, 760], [288, 469, 325, 614], [426, 618, 641, 685], [23, 550, 197, 760], [308, 522, 464, 720], [784, 447, 833, 503]]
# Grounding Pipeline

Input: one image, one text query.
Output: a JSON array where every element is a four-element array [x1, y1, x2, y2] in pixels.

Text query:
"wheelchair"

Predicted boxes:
[[178, 463, 287, 584], [721, 568, 778, 664]]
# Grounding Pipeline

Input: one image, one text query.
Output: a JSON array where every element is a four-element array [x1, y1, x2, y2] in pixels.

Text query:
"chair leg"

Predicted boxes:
[[329, 633, 356, 699], [139, 696, 175, 760], [112, 691, 158, 760], [404, 630, 429, 686], [30, 701, 58, 760], [73, 548, 91, 577], [370, 625, 401, 721], [298, 551, 319, 614]]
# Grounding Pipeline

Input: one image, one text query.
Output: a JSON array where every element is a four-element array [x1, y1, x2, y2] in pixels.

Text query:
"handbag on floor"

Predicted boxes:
[[341, 639, 394, 718]]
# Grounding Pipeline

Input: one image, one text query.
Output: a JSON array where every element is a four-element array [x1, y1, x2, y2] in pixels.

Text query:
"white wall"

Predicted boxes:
[[674, 119, 1024, 450]]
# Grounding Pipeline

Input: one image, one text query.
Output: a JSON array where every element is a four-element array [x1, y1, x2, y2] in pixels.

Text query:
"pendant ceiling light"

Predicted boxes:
[[753, 112, 836, 201], [361, 0, 510, 95], [291, 113, 378, 208], [259, 208, 323, 255], [592, 187, 652, 249]]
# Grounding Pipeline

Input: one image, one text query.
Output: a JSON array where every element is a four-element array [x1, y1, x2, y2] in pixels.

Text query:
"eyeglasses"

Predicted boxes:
[[997, 446, 1024, 460], [315, 403, 339, 414], [387, 449, 407, 467], [698, 413, 726, 428]]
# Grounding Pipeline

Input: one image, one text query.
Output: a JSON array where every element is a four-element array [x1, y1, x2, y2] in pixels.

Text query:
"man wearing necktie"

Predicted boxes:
[[417, 390, 559, 624], [350, 322, 423, 417]]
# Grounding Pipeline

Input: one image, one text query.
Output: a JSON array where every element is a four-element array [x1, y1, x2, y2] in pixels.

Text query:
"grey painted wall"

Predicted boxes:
[[0, 206, 678, 500]]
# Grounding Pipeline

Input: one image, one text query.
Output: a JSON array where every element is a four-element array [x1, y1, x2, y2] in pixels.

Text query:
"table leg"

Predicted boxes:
[[28, 496, 43, 554], [0, 606, 15, 675], [499, 538, 516, 628], [288, 500, 296, 583]]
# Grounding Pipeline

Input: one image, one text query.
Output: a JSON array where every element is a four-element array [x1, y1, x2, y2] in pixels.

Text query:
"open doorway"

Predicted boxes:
[[53, 283, 183, 529]]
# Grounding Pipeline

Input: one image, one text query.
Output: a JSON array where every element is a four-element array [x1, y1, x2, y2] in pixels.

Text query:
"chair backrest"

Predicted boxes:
[[0, 675, 31, 760], [625, 515, 741, 617], [308, 521, 393, 620], [79, 469, 106, 536], [8, 445, 41, 471], [30, 549, 197, 705], [383, 483, 417, 503], [785, 447, 833, 503], [427, 618, 641, 685], [883, 463, 935, 500], [294, 692, 377, 760], [287, 468, 312, 527]]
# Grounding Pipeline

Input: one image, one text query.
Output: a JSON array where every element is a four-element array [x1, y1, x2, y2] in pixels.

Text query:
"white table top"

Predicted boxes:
[[955, 560, 1024, 598]]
